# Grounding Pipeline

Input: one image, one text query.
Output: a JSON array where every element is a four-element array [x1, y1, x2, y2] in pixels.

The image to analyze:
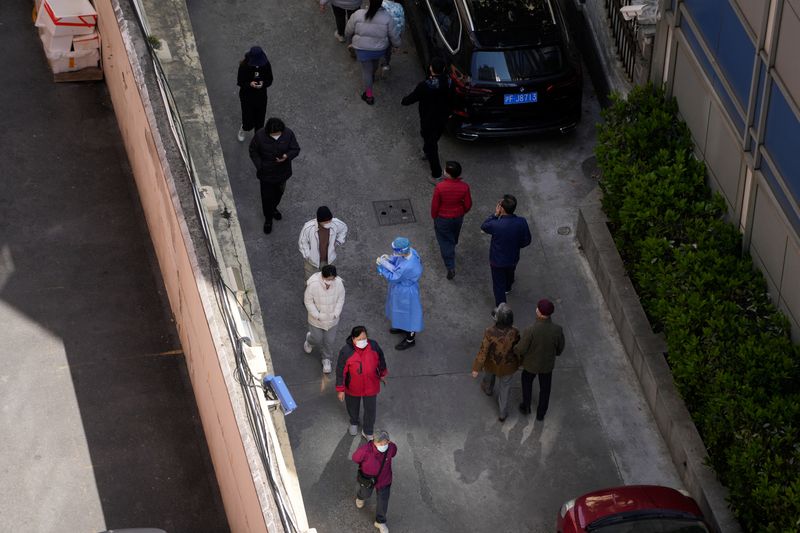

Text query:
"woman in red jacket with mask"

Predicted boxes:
[[336, 325, 388, 440], [352, 429, 397, 533]]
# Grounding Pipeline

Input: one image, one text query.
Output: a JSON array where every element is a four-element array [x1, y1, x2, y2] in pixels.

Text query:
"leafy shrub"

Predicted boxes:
[[596, 84, 800, 532]]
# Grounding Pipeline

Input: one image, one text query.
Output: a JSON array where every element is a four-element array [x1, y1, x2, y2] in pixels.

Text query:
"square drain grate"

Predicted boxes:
[[373, 199, 416, 226]]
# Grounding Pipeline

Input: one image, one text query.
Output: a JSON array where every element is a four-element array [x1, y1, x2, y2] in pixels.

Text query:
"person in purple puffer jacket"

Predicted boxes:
[[352, 429, 397, 533]]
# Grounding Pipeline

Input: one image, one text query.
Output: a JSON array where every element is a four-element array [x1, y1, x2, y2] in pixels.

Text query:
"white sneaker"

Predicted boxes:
[[322, 359, 332, 374], [381, 64, 391, 73], [349, 424, 359, 436], [334, 30, 345, 43], [237, 126, 245, 142], [303, 332, 312, 354], [362, 430, 374, 441], [374, 522, 389, 533], [355, 497, 365, 509]]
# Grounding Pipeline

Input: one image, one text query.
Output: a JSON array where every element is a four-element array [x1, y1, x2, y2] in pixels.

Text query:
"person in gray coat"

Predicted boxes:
[[319, 0, 362, 43], [345, 0, 401, 105]]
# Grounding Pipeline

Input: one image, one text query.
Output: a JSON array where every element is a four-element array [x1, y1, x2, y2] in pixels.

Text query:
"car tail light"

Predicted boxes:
[[546, 72, 581, 94], [450, 65, 492, 97]]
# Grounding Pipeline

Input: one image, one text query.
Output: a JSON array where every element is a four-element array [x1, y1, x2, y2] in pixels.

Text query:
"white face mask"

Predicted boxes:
[[269, 133, 281, 140], [355, 339, 368, 349], [376, 443, 389, 453], [320, 222, 332, 229]]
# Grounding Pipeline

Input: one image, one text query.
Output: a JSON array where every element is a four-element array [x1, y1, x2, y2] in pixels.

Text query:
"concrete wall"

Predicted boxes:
[[95, 1, 282, 530], [652, 0, 800, 340], [577, 205, 741, 533]]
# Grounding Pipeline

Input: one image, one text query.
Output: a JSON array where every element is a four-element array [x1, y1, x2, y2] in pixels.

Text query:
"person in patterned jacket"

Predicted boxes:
[[471, 303, 521, 422]]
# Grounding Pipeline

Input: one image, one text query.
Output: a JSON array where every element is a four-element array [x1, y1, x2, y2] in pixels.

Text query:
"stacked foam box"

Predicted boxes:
[[35, 0, 100, 75]]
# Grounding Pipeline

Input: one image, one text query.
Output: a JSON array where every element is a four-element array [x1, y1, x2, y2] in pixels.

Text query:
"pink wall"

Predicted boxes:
[[94, 1, 274, 531]]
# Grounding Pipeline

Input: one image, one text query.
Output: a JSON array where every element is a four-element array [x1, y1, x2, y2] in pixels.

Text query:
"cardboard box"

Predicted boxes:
[[72, 31, 100, 51], [47, 48, 100, 74], [35, 0, 97, 37]]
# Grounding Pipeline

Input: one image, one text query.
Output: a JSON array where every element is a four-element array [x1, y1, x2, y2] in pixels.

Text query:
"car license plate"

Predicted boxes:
[[504, 92, 538, 105]]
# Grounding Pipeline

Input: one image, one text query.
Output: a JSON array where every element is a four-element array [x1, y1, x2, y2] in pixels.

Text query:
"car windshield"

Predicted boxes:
[[590, 517, 710, 533], [472, 47, 562, 82], [466, 0, 556, 32]]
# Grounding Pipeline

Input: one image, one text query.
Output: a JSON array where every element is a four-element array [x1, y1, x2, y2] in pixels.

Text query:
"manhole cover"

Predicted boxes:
[[558, 226, 572, 235], [373, 199, 416, 226]]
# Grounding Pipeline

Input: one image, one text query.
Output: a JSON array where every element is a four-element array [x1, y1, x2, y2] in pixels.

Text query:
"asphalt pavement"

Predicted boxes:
[[187, 1, 682, 532], [0, 2, 227, 531]]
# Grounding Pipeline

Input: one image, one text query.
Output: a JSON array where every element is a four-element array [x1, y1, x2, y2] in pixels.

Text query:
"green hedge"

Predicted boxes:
[[596, 84, 800, 532]]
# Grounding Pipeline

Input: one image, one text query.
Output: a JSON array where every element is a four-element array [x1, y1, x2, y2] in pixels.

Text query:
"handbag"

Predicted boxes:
[[357, 449, 388, 489]]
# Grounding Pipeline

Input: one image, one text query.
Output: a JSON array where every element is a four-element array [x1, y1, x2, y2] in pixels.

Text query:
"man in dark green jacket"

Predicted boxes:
[[514, 299, 565, 420]]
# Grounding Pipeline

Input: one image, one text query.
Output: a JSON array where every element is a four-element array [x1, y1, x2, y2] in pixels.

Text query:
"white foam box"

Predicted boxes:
[[35, 0, 97, 37], [39, 27, 73, 54], [47, 48, 100, 74], [72, 31, 100, 51]]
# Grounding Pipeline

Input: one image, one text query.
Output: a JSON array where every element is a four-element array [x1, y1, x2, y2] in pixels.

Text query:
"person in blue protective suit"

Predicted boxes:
[[376, 237, 423, 351]]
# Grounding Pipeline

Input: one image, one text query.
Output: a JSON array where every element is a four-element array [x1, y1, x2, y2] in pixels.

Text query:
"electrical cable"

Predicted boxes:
[[126, 1, 302, 531]]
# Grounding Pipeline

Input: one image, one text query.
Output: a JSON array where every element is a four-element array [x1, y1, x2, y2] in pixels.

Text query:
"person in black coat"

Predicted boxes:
[[401, 56, 453, 185], [237, 46, 273, 142], [249, 118, 301, 234]]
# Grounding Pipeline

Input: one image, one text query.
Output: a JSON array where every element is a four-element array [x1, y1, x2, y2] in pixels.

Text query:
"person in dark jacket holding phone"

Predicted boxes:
[[401, 56, 453, 184], [480, 194, 532, 307], [352, 429, 396, 533], [237, 46, 273, 142], [336, 326, 388, 440], [249, 117, 301, 234]]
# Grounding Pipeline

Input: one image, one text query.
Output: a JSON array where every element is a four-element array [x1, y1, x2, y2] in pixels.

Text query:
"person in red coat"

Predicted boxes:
[[430, 161, 472, 280], [336, 326, 388, 440], [352, 429, 397, 533]]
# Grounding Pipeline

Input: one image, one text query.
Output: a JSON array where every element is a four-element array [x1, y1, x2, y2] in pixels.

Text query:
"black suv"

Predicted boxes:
[[404, 0, 583, 140]]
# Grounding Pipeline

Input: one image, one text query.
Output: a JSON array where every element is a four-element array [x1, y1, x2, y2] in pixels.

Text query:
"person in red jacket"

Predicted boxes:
[[352, 429, 397, 533], [336, 326, 388, 440], [430, 161, 472, 280]]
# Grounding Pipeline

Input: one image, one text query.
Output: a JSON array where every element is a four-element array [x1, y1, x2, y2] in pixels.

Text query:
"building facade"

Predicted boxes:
[[649, 0, 800, 339]]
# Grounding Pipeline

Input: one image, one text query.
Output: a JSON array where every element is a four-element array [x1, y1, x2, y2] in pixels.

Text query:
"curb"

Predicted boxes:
[[576, 201, 742, 533]]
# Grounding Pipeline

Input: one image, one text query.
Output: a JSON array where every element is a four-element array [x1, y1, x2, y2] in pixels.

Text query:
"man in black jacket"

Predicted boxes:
[[401, 57, 453, 185], [249, 117, 301, 234]]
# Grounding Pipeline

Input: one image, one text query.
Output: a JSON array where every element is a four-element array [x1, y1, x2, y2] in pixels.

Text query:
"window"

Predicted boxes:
[[680, 16, 745, 132], [683, 0, 755, 108], [472, 47, 563, 82], [763, 82, 800, 206], [426, 0, 462, 53]]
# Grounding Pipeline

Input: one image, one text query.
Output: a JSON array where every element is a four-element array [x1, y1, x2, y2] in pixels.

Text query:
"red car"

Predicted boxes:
[[557, 485, 710, 532]]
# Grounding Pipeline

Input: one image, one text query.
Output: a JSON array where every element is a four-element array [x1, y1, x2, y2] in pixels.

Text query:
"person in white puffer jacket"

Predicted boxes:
[[345, 0, 401, 105], [304, 265, 346, 374]]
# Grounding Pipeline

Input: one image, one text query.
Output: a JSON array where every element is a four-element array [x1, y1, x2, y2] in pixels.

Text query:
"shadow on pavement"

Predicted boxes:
[[0, 3, 228, 532]]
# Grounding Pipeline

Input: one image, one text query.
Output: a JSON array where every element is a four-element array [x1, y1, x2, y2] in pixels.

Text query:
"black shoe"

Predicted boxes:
[[361, 92, 375, 105], [389, 328, 406, 335], [263, 222, 272, 234], [498, 416, 507, 423], [519, 403, 531, 415], [273, 209, 282, 221], [446, 269, 455, 280], [395, 337, 415, 350]]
